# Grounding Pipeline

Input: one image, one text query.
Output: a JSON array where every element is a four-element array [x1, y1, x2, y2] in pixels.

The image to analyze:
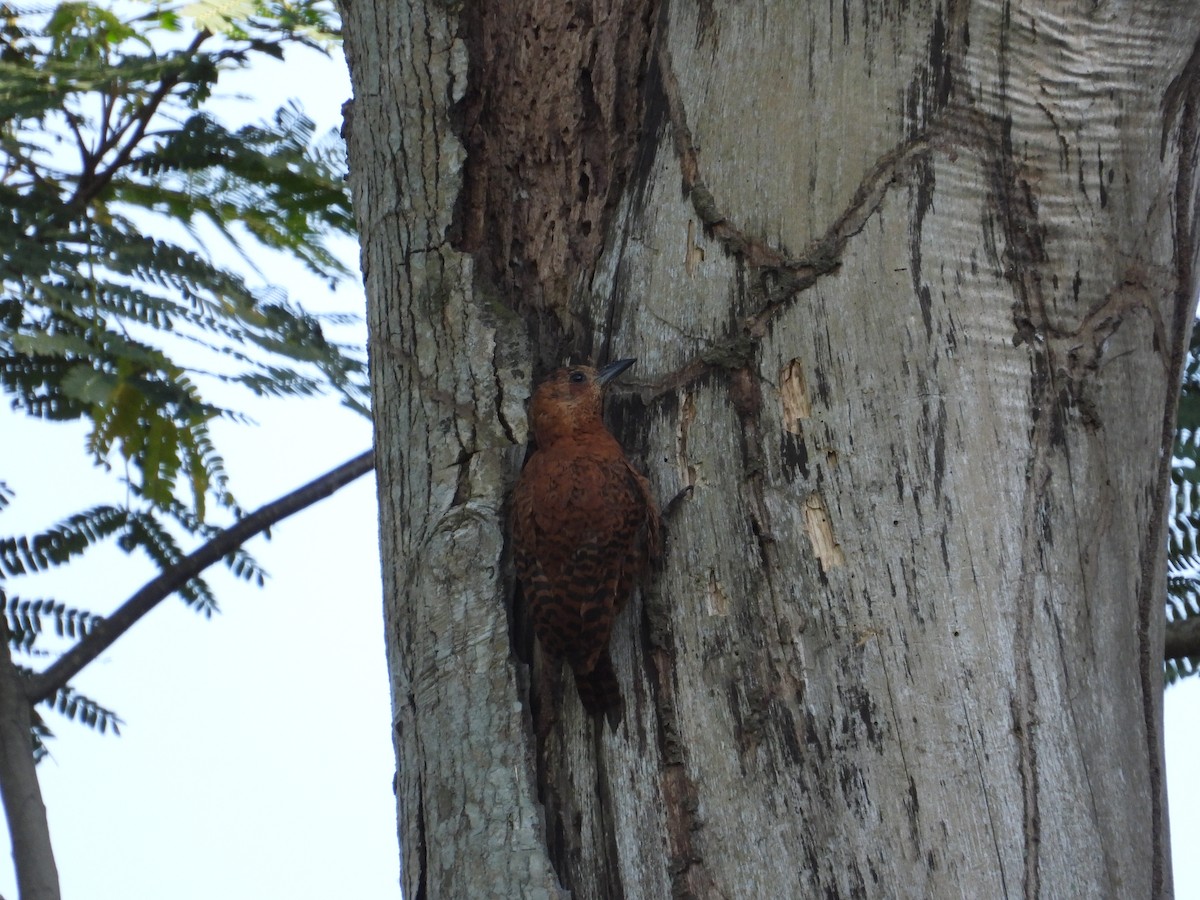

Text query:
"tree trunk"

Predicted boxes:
[[341, 2, 1198, 897], [0, 625, 59, 900]]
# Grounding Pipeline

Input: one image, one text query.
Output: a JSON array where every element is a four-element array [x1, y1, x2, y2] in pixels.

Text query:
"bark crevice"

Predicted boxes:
[[643, 628, 716, 900], [630, 33, 943, 421], [988, 109, 1051, 900]]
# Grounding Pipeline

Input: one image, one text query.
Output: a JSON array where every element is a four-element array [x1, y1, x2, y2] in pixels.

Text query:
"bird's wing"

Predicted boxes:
[[513, 450, 655, 671], [512, 464, 568, 660]]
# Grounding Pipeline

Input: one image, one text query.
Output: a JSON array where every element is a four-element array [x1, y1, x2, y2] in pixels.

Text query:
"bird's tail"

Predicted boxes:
[[573, 650, 624, 727]]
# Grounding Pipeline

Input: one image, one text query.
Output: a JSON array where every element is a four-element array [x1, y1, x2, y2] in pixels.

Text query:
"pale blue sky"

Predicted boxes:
[[0, 38, 397, 898]]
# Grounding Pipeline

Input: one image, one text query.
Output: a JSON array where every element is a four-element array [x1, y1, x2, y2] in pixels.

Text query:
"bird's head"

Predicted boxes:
[[527, 358, 636, 447]]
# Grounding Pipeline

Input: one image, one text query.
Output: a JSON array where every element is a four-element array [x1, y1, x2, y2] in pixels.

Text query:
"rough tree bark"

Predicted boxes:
[[341, 2, 1199, 897]]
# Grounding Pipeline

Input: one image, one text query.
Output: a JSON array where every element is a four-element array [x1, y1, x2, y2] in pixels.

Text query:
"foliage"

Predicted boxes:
[[0, 0, 365, 519], [48, 683, 123, 735], [1, 577, 120, 758], [0, 0, 366, 744], [0, 487, 274, 753], [5, 594, 103, 651], [0, 501, 266, 616], [17, 669, 126, 762], [1168, 326, 1200, 683]]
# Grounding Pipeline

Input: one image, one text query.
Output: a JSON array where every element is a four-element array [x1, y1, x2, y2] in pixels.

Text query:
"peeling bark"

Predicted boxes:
[[342, 1, 1198, 896], [456, 0, 660, 365]]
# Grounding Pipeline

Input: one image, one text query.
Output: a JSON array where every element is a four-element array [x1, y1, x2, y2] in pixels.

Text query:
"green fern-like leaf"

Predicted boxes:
[[2, 1, 366, 525], [1166, 656, 1198, 685], [118, 510, 218, 615], [159, 497, 268, 586], [4, 593, 104, 652], [0, 0, 357, 745], [0, 505, 130, 577], [45, 684, 123, 735]]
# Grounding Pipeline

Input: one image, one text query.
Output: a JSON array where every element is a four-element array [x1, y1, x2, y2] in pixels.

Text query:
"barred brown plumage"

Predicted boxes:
[[511, 359, 661, 724]]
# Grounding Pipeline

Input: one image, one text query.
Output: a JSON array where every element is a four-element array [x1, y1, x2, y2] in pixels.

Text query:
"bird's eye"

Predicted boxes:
[[569, 371, 586, 383]]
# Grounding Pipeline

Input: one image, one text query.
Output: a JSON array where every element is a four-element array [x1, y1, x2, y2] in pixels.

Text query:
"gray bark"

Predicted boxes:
[[338, 5, 558, 896], [0, 627, 58, 900], [341, 2, 1198, 897]]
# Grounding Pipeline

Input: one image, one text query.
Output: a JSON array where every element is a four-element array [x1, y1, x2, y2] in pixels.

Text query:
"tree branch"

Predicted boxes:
[[1165, 615, 1200, 663], [62, 31, 209, 220], [24, 449, 375, 704], [0, 620, 59, 900]]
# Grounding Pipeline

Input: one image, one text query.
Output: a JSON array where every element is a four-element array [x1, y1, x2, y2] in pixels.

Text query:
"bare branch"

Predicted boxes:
[[1165, 616, 1200, 663], [65, 112, 89, 172], [64, 30, 209, 218], [24, 449, 375, 704]]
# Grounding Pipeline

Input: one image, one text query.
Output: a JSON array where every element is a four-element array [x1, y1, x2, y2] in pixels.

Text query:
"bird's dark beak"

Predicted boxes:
[[597, 358, 636, 386]]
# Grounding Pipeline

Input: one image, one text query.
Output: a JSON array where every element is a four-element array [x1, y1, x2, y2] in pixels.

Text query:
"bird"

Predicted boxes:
[[511, 359, 661, 723]]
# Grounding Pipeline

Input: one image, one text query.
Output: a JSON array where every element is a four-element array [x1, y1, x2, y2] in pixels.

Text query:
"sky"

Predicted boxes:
[[0, 16, 1198, 900], [1, 395, 394, 899], [1167, 678, 1200, 894], [0, 31, 398, 900]]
